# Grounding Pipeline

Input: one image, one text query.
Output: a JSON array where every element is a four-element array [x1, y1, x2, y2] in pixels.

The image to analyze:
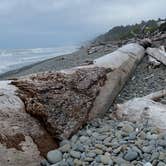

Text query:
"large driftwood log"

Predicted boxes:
[[12, 67, 108, 139], [146, 47, 166, 65], [0, 43, 145, 165], [116, 90, 166, 131], [13, 43, 145, 139]]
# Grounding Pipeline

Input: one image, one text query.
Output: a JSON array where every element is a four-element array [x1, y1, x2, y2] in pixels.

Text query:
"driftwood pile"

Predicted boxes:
[[116, 40, 166, 132], [0, 39, 166, 165]]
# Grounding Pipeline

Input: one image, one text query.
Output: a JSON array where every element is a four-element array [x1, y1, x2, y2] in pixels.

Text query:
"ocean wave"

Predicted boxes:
[[0, 45, 78, 75]]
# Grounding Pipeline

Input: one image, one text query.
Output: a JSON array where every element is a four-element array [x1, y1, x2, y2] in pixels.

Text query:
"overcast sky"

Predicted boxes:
[[0, 0, 166, 48]]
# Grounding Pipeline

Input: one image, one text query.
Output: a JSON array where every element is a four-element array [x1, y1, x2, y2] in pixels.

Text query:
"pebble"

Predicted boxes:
[[159, 152, 166, 161], [99, 155, 112, 165], [79, 136, 89, 143], [66, 158, 73, 166], [144, 162, 152, 166], [72, 142, 85, 152], [47, 150, 62, 164], [63, 153, 70, 159], [139, 131, 146, 139], [86, 152, 96, 158], [51, 160, 67, 166], [157, 161, 166, 166], [86, 129, 92, 136], [59, 144, 71, 152], [124, 149, 138, 161], [113, 147, 122, 154], [112, 156, 128, 165], [73, 159, 82, 165], [122, 124, 134, 133], [128, 132, 137, 140], [95, 144, 107, 151], [158, 140, 166, 147], [70, 150, 81, 159], [60, 140, 70, 147], [85, 157, 94, 162], [142, 146, 154, 153], [146, 133, 158, 140], [71, 135, 78, 144], [150, 152, 159, 161], [132, 146, 143, 158], [92, 149, 103, 155]]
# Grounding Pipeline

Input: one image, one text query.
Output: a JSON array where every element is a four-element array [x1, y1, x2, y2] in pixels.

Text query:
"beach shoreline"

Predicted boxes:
[[0, 46, 114, 80]]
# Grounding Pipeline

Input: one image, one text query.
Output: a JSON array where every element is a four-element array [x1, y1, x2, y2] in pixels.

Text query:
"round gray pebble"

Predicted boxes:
[[124, 149, 138, 161], [47, 150, 62, 164]]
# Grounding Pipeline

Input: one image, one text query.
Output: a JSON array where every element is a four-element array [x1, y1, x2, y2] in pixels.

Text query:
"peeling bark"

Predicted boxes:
[[12, 67, 108, 139]]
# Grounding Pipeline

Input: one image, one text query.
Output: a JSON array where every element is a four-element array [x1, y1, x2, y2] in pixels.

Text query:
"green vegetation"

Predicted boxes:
[[94, 19, 165, 44]]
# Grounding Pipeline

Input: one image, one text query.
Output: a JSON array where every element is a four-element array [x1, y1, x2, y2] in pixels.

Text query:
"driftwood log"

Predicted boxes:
[[146, 46, 166, 65], [116, 90, 166, 131], [0, 43, 145, 165], [147, 46, 165, 67]]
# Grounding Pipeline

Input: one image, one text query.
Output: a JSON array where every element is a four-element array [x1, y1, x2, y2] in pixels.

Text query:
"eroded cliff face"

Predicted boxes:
[[12, 67, 108, 140]]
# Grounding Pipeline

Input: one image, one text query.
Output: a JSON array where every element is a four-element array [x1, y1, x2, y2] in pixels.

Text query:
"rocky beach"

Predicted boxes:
[[0, 44, 116, 80], [41, 55, 166, 166], [0, 19, 166, 166]]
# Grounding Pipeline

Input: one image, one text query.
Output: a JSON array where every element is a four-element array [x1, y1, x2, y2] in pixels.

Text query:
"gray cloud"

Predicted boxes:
[[0, 0, 165, 48]]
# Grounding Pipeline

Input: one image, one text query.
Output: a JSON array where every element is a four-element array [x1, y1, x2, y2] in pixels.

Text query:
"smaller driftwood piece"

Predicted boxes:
[[116, 90, 166, 131], [146, 46, 166, 66]]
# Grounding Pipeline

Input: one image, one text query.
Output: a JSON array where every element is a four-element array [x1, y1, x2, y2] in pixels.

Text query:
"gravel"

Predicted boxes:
[[43, 55, 166, 165], [115, 56, 166, 103], [45, 117, 166, 165]]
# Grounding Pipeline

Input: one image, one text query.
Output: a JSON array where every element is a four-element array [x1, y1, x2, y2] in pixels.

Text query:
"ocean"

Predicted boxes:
[[0, 45, 78, 75]]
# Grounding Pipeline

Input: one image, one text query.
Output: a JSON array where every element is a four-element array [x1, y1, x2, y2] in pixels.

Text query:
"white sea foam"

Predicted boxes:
[[0, 45, 78, 75]]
